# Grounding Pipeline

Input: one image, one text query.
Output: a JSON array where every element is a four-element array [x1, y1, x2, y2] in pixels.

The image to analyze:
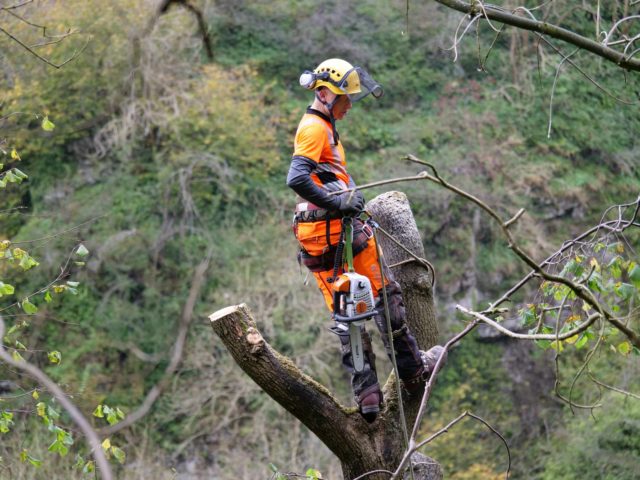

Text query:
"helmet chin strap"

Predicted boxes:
[[315, 91, 340, 145]]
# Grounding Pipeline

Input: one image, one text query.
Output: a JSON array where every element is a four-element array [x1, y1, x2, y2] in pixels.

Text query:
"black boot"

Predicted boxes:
[[336, 325, 383, 422]]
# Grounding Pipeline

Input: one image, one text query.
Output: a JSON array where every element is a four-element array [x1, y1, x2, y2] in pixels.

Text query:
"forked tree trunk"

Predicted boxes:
[[210, 192, 442, 480]]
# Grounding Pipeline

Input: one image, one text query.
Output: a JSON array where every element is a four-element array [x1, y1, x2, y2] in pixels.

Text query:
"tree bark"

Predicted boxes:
[[210, 192, 442, 480]]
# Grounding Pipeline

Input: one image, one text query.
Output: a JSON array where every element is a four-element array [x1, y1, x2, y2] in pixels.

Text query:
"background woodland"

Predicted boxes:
[[1, 0, 639, 478]]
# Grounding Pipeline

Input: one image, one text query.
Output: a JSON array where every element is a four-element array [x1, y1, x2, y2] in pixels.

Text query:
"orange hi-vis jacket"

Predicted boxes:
[[292, 109, 355, 254], [289, 108, 386, 310]]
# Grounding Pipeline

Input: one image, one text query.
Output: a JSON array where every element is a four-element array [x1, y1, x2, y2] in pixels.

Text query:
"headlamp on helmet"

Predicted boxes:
[[299, 58, 383, 102]]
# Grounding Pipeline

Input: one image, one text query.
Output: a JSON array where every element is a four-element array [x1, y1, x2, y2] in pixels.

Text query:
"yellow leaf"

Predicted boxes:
[[590, 258, 600, 272], [564, 334, 579, 344], [550, 340, 564, 352], [41, 116, 55, 132], [101, 438, 111, 450], [582, 302, 592, 312], [617, 341, 631, 355], [10, 149, 20, 161], [566, 314, 581, 324], [616, 243, 624, 254], [32, 390, 39, 400]]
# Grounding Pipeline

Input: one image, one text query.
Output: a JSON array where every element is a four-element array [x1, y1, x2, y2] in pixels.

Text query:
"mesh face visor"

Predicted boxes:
[[347, 67, 383, 102]]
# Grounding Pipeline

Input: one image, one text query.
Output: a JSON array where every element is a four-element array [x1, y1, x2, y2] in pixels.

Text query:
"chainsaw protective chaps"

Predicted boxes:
[[374, 281, 425, 382]]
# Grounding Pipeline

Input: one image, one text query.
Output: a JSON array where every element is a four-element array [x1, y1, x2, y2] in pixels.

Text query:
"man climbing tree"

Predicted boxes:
[[286, 58, 444, 422]]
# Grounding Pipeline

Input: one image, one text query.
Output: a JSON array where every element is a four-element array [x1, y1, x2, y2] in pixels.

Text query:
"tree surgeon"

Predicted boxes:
[[286, 58, 443, 422]]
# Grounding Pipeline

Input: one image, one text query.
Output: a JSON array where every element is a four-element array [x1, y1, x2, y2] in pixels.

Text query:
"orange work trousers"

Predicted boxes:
[[295, 217, 387, 311]]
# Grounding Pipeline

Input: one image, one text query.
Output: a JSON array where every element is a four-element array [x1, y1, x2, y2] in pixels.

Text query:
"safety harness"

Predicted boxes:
[[294, 206, 372, 273]]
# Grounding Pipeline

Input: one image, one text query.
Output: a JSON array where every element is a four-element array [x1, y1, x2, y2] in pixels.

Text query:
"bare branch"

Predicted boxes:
[[587, 370, 640, 400], [457, 306, 601, 341], [0, 0, 33, 11], [434, 0, 640, 71], [0, 26, 89, 68], [412, 411, 511, 479], [156, 0, 214, 60], [0, 317, 113, 479], [389, 320, 480, 478]]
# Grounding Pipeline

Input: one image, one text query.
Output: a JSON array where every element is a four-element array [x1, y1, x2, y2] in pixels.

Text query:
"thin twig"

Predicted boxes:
[[0, 317, 113, 479], [587, 370, 640, 400], [0, 26, 89, 68], [457, 306, 600, 341]]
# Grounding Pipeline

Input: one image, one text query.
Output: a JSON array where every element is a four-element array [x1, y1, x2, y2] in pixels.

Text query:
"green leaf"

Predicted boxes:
[[41, 116, 55, 131], [66, 281, 80, 287], [0, 282, 15, 297], [21, 299, 38, 314], [93, 405, 104, 418], [0, 410, 14, 433], [103, 405, 121, 425], [607, 256, 622, 279], [15, 340, 26, 350], [19, 449, 41, 467], [48, 439, 69, 456], [618, 341, 631, 355], [615, 283, 635, 301], [18, 253, 39, 271], [20, 450, 42, 468], [12, 168, 28, 180], [4, 170, 18, 183], [44, 290, 52, 303], [306, 468, 322, 479], [629, 263, 640, 288], [82, 460, 95, 473], [549, 340, 564, 352], [76, 244, 89, 257], [48, 351, 61, 364], [47, 404, 60, 422], [11, 350, 24, 362], [574, 334, 589, 350], [111, 446, 126, 464]]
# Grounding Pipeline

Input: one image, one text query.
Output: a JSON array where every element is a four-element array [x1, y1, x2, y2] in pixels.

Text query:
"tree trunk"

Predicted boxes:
[[210, 192, 442, 480]]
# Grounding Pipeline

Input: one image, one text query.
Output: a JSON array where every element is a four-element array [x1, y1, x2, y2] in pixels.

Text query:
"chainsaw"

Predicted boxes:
[[330, 216, 378, 373]]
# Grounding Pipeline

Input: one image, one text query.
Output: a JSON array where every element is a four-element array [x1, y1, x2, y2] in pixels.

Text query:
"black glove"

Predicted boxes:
[[336, 190, 365, 216]]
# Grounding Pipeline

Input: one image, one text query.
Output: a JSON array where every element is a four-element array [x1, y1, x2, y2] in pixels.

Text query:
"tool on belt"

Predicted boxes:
[[329, 216, 378, 373]]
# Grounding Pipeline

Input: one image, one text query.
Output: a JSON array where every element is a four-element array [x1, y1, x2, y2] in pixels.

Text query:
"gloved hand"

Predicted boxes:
[[336, 190, 365, 216]]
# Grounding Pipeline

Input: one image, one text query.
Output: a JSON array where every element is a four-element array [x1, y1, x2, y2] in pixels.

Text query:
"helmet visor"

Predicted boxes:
[[348, 67, 383, 102]]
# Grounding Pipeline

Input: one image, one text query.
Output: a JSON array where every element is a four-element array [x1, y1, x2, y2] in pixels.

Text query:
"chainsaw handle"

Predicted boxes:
[[334, 310, 378, 323]]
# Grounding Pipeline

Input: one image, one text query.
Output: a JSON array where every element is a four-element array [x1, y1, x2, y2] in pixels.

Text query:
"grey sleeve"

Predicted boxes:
[[286, 156, 341, 210]]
